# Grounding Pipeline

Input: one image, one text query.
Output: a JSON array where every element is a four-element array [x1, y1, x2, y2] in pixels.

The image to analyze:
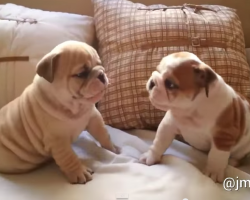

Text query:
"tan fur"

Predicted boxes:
[[0, 41, 118, 184]]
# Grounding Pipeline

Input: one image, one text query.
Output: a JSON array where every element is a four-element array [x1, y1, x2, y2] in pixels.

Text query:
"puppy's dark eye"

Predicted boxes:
[[75, 71, 89, 78], [74, 69, 90, 79], [165, 79, 178, 90], [73, 65, 90, 79]]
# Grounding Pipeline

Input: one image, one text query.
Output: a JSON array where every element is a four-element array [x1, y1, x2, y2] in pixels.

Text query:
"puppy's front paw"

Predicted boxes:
[[113, 145, 121, 154], [64, 166, 93, 184], [103, 144, 120, 154], [139, 150, 161, 166], [203, 166, 225, 183]]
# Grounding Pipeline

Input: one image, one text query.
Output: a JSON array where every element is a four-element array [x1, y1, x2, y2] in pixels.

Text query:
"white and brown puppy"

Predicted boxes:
[[0, 41, 118, 184], [139, 52, 250, 183]]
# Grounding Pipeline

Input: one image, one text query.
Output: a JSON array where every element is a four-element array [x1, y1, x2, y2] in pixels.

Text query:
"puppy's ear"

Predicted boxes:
[[36, 52, 60, 83], [193, 65, 217, 97]]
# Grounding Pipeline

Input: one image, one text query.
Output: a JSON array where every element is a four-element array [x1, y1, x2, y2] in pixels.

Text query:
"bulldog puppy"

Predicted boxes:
[[0, 41, 118, 184], [139, 52, 250, 183]]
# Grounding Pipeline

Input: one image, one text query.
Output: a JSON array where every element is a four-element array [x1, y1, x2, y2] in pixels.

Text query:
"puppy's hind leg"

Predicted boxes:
[[0, 142, 37, 174]]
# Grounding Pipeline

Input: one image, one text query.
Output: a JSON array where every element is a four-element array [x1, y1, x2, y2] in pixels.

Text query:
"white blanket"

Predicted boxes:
[[0, 126, 249, 200]]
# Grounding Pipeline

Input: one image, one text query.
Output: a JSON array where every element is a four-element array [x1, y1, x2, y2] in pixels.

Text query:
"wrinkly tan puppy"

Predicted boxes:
[[140, 52, 250, 183], [0, 41, 118, 184]]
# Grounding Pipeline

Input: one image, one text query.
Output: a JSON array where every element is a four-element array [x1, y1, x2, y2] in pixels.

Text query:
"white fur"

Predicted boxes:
[[140, 52, 250, 183]]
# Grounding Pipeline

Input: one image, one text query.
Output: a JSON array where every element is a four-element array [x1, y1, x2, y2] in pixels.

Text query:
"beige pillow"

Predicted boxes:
[[93, 0, 250, 129], [0, 3, 95, 108]]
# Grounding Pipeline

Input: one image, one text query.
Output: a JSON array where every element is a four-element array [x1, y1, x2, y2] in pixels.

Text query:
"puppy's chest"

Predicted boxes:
[[174, 114, 213, 152], [69, 115, 91, 141]]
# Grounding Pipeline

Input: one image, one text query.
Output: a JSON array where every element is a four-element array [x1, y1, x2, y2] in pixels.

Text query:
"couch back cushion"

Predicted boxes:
[[2, 0, 250, 48], [93, 0, 250, 129], [0, 3, 95, 108]]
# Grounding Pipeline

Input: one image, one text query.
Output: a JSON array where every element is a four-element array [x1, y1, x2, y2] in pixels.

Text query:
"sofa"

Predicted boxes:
[[0, 1, 250, 200]]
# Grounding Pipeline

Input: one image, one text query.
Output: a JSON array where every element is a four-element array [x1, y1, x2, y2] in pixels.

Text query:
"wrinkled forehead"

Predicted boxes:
[[157, 52, 201, 73], [156, 52, 202, 87], [57, 45, 102, 70], [83, 44, 102, 67]]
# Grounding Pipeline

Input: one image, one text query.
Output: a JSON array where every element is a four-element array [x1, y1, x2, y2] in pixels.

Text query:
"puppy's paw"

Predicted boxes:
[[139, 150, 161, 166], [203, 166, 225, 183], [113, 145, 121, 154], [103, 144, 120, 154], [64, 166, 93, 184]]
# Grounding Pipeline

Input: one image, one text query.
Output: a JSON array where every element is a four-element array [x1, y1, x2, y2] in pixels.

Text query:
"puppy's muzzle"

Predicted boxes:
[[148, 71, 162, 91], [97, 72, 106, 84]]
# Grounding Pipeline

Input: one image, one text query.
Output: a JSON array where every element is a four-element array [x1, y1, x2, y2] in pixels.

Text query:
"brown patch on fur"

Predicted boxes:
[[170, 60, 217, 99], [213, 95, 246, 151], [236, 92, 250, 113], [171, 60, 199, 92]]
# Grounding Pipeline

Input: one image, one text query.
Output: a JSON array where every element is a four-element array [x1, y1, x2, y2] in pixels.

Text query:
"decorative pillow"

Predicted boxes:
[[246, 48, 250, 64], [0, 3, 95, 108], [92, 0, 250, 130]]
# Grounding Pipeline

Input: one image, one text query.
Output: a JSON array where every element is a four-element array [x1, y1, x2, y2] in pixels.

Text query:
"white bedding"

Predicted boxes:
[[0, 126, 249, 200], [0, 3, 250, 200]]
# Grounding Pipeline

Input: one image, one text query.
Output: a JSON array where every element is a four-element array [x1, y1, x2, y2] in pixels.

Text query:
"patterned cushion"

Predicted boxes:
[[92, 0, 250, 129]]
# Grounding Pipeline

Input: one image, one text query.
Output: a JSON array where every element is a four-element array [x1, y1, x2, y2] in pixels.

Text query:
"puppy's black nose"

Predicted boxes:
[[97, 73, 106, 84], [149, 80, 155, 90]]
